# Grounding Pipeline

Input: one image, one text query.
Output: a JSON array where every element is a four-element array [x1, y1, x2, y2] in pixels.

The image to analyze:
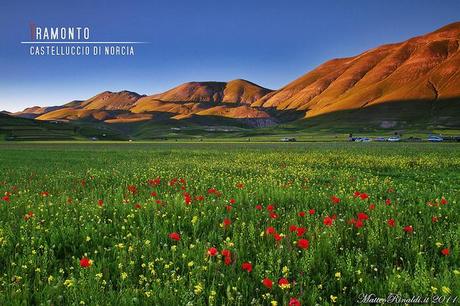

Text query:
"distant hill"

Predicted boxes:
[[0, 112, 125, 141]]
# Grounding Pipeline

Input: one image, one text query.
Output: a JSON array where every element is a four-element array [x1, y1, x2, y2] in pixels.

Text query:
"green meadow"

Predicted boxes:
[[0, 142, 458, 305]]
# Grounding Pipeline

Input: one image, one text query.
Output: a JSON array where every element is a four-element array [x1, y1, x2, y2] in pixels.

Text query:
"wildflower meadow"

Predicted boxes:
[[0, 142, 458, 305]]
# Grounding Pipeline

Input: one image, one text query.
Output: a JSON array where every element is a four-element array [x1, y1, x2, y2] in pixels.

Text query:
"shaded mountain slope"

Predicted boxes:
[[252, 22, 460, 118]]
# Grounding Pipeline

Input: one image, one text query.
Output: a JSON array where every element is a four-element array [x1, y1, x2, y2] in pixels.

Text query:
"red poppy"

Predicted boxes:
[[169, 178, 178, 187], [169, 232, 181, 241], [267, 204, 275, 212], [441, 248, 449, 256], [40, 191, 49, 197], [368, 204, 375, 210], [354, 191, 361, 197], [155, 199, 162, 205], [266, 227, 276, 235], [323, 216, 333, 226], [134, 203, 142, 209], [348, 218, 356, 225], [296, 227, 306, 237], [224, 255, 232, 265], [298, 211, 306, 217], [440, 198, 448, 205], [226, 205, 233, 212], [273, 233, 282, 241], [355, 220, 364, 229], [207, 247, 218, 256], [297, 238, 309, 249], [331, 195, 341, 204], [229, 198, 236, 204], [236, 183, 245, 189], [309, 209, 315, 215], [432, 216, 439, 223], [289, 225, 297, 232], [127, 185, 137, 194], [183, 192, 192, 205], [360, 193, 369, 200], [223, 218, 231, 228], [262, 278, 273, 289], [289, 298, 301, 306], [278, 278, 289, 287], [269, 212, 278, 219], [97, 199, 104, 207], [403, 225, 413, 233], [195, 195, 204, 201], [23, 211, 34, 221], [148, 178, 161, 186], [357, 212, 369, 220], [387, 219, 395, 227], [150, 191, 157, 197], [255, 204, 263, 210], [241, 262, 252, 273], [80, 257, 92, 268], [385, 199, 392, 205], [207, 188, 220, 195], [2, 195, 10, 202], [221, 249, 231, 257]]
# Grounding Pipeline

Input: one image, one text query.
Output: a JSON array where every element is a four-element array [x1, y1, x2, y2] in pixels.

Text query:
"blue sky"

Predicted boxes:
[[1, 0, 459, 112]]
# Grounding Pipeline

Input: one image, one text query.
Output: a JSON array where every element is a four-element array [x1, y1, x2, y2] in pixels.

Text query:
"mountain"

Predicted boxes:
[[252, 22, 460, 123], [148, 79, 272, 104], [80, 91, 144, 110], [32, 80, 275, 124], [14, 105, 68, 119], [10, 22, 460, 131]]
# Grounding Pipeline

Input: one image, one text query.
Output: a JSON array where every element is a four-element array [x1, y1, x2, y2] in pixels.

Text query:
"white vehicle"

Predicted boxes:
[[280, 137, 297, 142], [428, 135, 443, 142], [387, 136, 401, 142]]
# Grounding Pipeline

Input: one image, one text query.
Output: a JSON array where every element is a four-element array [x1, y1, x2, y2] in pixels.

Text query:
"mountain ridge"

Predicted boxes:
[[11, 21, 460, 129]]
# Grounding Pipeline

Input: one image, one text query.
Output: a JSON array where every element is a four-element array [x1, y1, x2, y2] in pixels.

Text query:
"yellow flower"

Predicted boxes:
[[442, 286, 451, 294], [335, 272, 341, 279], [431, 286, 438, 293], [435, 242, 443, 248], [453, 269, 460, 276], [85, 236, 91, 242], [330, 295, 338, 303], [192, 216, 198, 225], [282, 266, 289, 276], [188, 261, 194, 267], [47, 275, 54, 284], [270, 301, 278, 306], [121, 272, 128, 280], [194, 282, 203, 295], [64, 279, 74, 287]]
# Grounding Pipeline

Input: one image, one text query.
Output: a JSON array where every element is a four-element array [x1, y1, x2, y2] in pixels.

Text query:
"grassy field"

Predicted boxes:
[[0, 142, 459, 305]]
